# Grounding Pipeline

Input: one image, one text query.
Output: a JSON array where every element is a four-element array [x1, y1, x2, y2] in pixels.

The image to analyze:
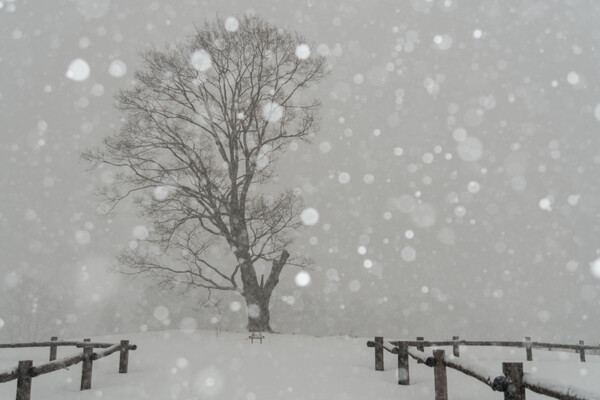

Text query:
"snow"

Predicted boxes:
[[131, 225, 149, 240], [190, 50, 212, 72], [456, 136, 483, 162], [432, 34, 453, 51], [3, 0, 600, 389], [337, 172, 350, 184], [261, 101, 283, 122], [318, 141, 331, 153], [300, 207, 319, 226], [294, 271, 311, 287], [224, 17, 239, 32], [108, 59, 127, 78], [294, 44, 311, 60], [467, 181, 481, 194], [65, 58, 90, 82], [0, 330, 399, 399], [1, 332, 599, 399], [348, 280, 361, 292], [590, 258, 600, 279], [405, 343, 600, 400], [539, 197, 553, 212], [524, 373, 600, 400], [352, 74, 364, 85], [76, 0, 110, 19], [247, 304, 260, 318], [153, 186, 170, 201], [393, 147, 404, 156], [567, 72, 581, 85], [74, 230, 91, 245], [566, 260, 579, 273], [152, 306, 169, 322], [363, 174, 375, 184], [400, 246, 417, 262]]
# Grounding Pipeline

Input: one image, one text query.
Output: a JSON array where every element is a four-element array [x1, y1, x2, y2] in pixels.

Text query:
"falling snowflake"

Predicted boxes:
[[66, 58, 90, 81], [190, 49, 212, 72], [294, 271, 311, 287], [224, 16, 239, 32], [295, 44, 311, 59], [261, 101, 283, 122], [108, 59, 127, 77], [300, 207, 319, 226]]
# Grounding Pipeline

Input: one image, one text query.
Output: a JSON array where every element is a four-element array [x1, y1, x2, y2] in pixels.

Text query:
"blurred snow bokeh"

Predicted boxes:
[[1, 0, 599, 341]]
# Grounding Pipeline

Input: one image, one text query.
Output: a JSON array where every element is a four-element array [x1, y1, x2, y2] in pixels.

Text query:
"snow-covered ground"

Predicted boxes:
[[1, 330, 599, 399]]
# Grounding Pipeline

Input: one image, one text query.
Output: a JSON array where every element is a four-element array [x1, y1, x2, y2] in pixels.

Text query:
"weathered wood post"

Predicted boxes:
[[80, 339, 93, 391], [416, 336, 424, 363], [49, 336, 58, 361], [375, 337, 384, 371], [503, 362, 525, 400], [579, 340, 586, 362], [16, 360, 33, 400], [525, 337, 532, 361], [119, 340, 130, 373], [397, 342, 410, 385], [452, 336, 460, 357], [433, 350, 448, 400]]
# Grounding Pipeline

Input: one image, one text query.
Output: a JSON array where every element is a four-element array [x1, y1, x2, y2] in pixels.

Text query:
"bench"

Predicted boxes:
[[249, 330, 264, 344]]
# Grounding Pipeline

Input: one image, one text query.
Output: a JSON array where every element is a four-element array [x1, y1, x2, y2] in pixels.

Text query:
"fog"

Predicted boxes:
[[1, 0, 599, 343]]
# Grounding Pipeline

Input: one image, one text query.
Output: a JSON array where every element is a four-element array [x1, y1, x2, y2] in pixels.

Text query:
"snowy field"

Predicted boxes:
[[1, 330, 599, 400]]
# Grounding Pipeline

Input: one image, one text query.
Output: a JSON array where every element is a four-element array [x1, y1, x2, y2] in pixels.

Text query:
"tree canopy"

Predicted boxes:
[[84, 15, 328, 330]]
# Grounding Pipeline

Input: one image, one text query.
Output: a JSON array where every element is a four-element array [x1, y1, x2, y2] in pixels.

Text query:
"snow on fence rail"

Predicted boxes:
[[0, 337, 137, 400], [0, 367, 18, 384], [366, 336, 600, 400]]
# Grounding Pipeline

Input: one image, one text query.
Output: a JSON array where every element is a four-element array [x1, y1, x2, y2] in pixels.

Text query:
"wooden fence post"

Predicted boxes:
[[452, 336, 460, 357], [579, 340, 586, 362], [416, 336, 424, 351], [119, 340, 130, 373], [525, 337, 532, 361], [374, 337, 384, 371], [80, 339, 93, 391], [503, 362, 525, 400], [397, 342, 410, 385], [49, 336, 58, 361], [416, 337, 424, 363], [433, 350, 448, 400], [16, 360, 33, 400]]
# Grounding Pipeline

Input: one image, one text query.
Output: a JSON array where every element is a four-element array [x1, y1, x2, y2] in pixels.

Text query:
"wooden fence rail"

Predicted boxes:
[[523, 373, 600, 400], [0, 337, 137, 400], [0, 341, 80, 349], [367, 336, 600, 400], [0, 368, 18, 384], [370, 336, 600, 362]]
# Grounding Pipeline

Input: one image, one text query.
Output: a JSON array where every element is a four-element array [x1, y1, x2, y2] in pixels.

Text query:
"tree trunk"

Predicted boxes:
[[244, 288, 273, 332], [241, 250, 290, 332]]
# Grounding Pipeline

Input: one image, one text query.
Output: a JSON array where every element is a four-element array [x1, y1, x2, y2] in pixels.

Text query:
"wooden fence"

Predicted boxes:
[[367, 336, 600, 400], [0, 337, 137, 400]]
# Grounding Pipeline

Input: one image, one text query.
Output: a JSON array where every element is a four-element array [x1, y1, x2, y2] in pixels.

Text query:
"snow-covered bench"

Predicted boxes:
[[249, 330, 264, 344]]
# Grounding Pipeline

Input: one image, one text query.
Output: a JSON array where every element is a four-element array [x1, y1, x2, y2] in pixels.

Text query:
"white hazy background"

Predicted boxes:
[[1, 0, 600, 342]]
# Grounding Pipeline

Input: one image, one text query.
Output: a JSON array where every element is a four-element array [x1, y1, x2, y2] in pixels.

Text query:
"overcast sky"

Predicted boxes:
[[1, 0, 600, 342]]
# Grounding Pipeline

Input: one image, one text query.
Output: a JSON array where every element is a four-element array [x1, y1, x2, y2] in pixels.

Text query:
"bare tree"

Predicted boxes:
[[200, 295, 225, 338], [0, 275, 65, 342], [83, 15, 327, 332]]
